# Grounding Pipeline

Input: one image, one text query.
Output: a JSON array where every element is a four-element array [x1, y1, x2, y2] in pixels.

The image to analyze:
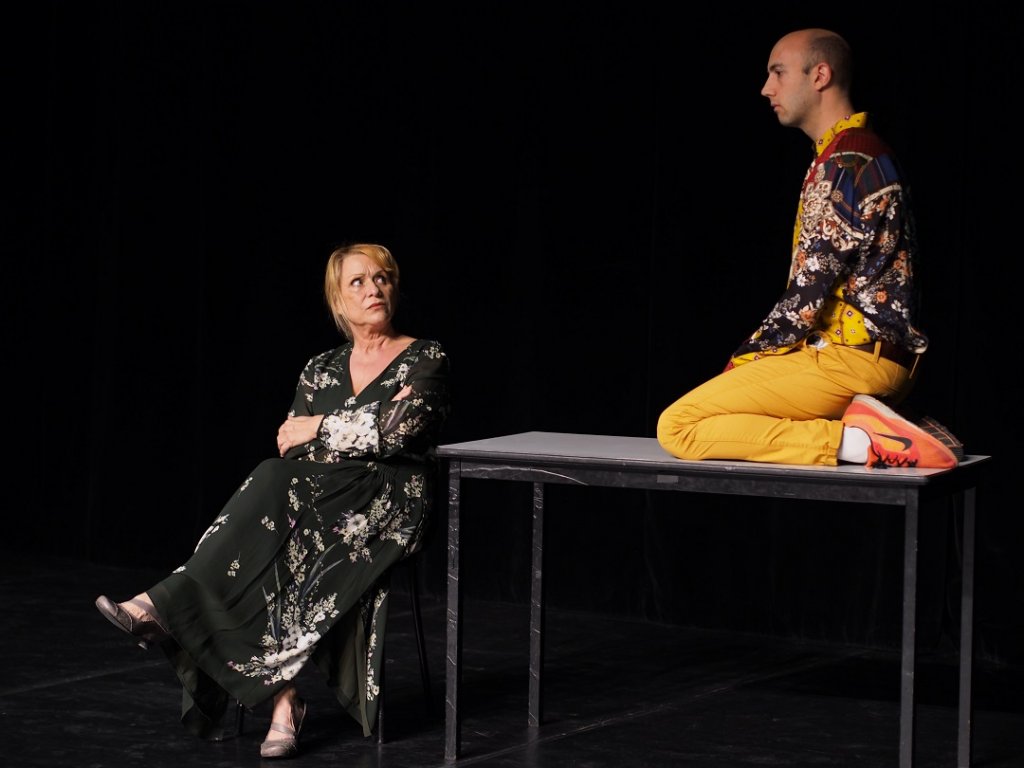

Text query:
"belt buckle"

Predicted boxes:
[[806, 333, 827, 350]]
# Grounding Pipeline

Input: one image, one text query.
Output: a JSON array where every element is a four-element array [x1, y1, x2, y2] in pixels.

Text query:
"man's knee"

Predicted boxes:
[[656, 402, 697, 459]]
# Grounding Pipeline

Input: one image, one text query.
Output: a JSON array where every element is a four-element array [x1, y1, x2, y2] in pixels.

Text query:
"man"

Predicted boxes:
[[656, 29, 957, 469]]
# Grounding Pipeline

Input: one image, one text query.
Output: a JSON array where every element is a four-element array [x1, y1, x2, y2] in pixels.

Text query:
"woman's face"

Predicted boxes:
[[338, 252, 396, 334]]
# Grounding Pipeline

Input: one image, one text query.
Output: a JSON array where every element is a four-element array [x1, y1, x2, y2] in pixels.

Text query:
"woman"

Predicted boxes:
[[95, 243, 451, 758]]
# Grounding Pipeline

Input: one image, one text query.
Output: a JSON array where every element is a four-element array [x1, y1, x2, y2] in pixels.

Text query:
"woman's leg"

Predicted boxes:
[[94, 591, 169, 648], [118, 592, 161, 623], [264, 683, 302, 742], [261, 682, 307, 758]]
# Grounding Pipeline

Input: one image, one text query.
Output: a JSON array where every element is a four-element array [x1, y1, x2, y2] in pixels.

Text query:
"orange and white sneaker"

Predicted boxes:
[[916, 415, 966, 461], [842, 394, 958, 469]]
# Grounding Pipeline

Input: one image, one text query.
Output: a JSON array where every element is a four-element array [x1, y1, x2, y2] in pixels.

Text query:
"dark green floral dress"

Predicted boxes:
[[148, 338, 450, 739]]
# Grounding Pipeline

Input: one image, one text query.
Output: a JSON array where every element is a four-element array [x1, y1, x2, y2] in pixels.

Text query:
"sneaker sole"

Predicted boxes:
[[916, 415, 966, 461]]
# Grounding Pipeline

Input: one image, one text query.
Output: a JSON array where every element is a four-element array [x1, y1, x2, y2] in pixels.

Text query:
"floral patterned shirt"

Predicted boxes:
[[730, 114, 928, 365]]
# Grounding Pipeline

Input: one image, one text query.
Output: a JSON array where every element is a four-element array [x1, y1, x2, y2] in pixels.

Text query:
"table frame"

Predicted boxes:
[[439, 431, 991, 767]]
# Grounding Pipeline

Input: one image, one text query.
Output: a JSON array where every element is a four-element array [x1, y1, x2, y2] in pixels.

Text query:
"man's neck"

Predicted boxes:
[[805, 100, 857, 143]]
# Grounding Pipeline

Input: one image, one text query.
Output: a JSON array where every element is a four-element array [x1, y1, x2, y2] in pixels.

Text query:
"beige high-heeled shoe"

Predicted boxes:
[[94, 595, 169, 650], [260, 698, 307, 759]]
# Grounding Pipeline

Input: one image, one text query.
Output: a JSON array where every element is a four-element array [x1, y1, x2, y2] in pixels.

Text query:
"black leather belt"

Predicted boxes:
[[807, 334, 919, 369]]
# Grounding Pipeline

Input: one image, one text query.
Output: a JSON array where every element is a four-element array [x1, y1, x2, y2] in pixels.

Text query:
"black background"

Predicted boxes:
[[9, 3, 1020, 667]]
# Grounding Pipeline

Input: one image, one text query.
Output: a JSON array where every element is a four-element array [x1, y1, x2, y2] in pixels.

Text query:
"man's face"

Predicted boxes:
[[760, 36, 816, 131]]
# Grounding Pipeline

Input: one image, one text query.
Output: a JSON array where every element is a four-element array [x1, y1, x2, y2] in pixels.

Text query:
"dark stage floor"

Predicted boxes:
[[3, 553, 1022, 768]]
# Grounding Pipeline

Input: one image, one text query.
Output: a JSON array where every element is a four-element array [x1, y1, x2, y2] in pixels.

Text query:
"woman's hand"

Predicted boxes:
[[277, 415, 323, 457]]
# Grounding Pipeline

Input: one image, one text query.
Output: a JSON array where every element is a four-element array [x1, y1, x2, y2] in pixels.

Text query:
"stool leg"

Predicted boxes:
[[377, 634, 387, 744], [234, 700, 246, 736], [376, 559, 433, 745], [408, 562, 432, 713]]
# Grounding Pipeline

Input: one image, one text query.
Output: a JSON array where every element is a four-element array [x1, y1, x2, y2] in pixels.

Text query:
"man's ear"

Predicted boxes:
[[812, 61, 833, 92]]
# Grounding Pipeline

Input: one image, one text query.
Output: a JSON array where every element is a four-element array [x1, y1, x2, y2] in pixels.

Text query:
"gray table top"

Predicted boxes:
[[437, 431, 990, 484]]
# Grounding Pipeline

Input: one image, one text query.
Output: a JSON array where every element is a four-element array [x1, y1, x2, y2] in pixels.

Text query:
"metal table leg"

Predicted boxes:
[[528, 482, 545, 727], [445, 461, 462, 762], [899, 492, 919, 768], [958, 487, 976, 768]]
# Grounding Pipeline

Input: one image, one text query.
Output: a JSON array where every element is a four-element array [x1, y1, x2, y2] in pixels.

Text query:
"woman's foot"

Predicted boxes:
[[260, 685, 307, 759], [94, 593, 169, 649]]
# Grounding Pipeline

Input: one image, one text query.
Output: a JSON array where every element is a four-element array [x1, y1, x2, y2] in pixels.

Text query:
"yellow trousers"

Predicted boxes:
[[656, 339, 916, 466]]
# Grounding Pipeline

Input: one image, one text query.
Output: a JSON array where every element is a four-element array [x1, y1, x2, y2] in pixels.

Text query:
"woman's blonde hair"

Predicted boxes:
[[324, 243, 401, 339]]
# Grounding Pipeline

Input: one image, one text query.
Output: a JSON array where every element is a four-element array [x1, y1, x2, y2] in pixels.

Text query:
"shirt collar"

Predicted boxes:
[[814, 112, 869, 156]]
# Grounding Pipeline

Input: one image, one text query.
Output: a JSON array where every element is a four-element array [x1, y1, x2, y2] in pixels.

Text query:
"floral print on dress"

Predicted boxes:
[[211, 339, 450, 727], [320, 404, 381, 455], [227, 532, 343, 685], [160, 339, 449, 739], [194, 514, 230, 553]]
